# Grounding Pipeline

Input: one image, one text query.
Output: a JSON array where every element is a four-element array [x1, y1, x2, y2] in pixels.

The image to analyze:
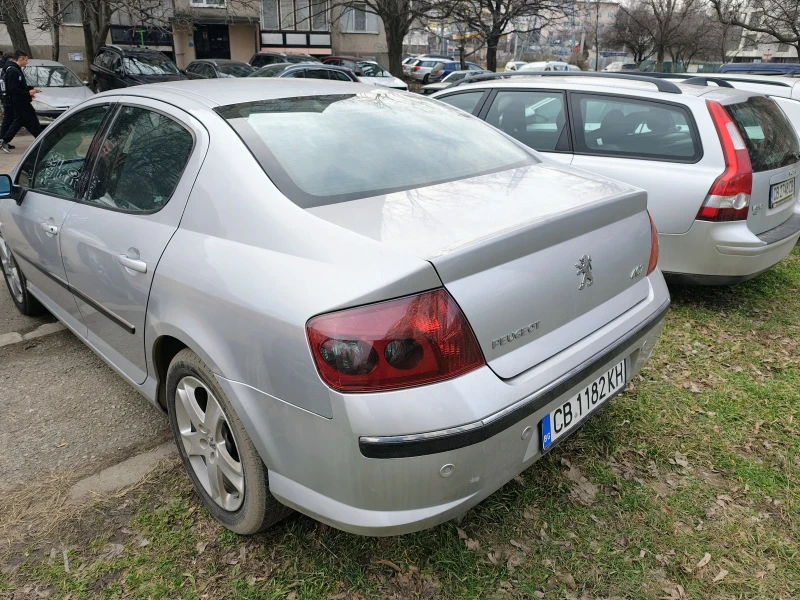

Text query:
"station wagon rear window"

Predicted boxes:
[[725, 96, 800, 173], [216, 91, 535, 208]]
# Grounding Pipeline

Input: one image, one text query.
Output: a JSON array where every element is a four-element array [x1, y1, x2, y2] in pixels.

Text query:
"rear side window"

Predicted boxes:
[[86, 107, 193, 212], [437, 91, 485, 114], [485, 90, 568, 152], [216, 91, 534, 208], [726, 96, 800, 172], [572, 94, 699, 161]]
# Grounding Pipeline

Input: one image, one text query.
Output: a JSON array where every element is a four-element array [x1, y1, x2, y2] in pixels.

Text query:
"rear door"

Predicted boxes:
[[59, 100, 206, 384], [724, 96, 800, 234], [0, 102, 113, 334], [569, 92, 716, 234], [478, 88, 573, 165]]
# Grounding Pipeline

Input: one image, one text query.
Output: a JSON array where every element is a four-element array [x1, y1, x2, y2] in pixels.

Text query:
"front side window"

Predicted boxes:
[[123, 55, 179, 76], [31, 106, 109, 198], [437, 91, 485, 115], [23, 66, 83, 88], [486, 90, 568, 152], [573, 94, 699, 161], [217, 91, 534, 207], [86, 107, 194, 212]]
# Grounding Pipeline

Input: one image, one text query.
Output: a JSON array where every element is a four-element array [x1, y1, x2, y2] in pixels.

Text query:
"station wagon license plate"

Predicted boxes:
[[770, 178, 795, 209], [540, 359, 627, 451]]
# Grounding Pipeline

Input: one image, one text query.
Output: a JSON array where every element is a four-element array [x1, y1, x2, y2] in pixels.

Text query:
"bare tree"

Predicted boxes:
[[0, 0, 33, 55], [34, 0, 74, 60], [710, 0, 800, 59], [444, 0, 568, 72], [602, 5, 654, 64], [620, 0, 697, 71]]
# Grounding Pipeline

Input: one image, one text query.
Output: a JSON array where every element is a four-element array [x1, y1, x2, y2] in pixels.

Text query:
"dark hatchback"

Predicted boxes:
[[91, 46, 185, 91]]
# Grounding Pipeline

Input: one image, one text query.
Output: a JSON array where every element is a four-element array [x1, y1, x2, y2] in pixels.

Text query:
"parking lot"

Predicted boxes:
[[1, 71, 799, 600]]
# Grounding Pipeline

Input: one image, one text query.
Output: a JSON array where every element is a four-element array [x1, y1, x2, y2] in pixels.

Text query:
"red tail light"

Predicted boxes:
[[698, 100, 752, 222], [307, 289, 485, 393], [647, 211, 659, 275], [414, 65, 420, 71]]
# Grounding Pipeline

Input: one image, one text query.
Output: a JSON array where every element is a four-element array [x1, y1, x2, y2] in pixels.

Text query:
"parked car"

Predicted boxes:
[[646, 73, 800, 136], [519, 61, 572, 72], [719, 62, 800, 75], [184, 59, 255, 79], [420, 69, 491, 95], [505, 60, 528, 71], [90, 45, 185, 92], [248, 63, 359, 82], [402, 56, 418, 76], [23, 59, 94, 125], [0, 79, 668, 536], [432, 72, 800, 284], [428, 61, 485, 83], [407, 58, 449, 83], [250, 52, 320, 68], [321, 57, 407, 89], [603, 62, 640, 72]]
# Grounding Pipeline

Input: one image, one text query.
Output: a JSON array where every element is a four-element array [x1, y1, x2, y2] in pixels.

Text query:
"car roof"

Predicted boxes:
[[122, 79, 375, 108], [25, 59, 64, 67], [647, 72, 800, 97], [100, 45, 164, 56], [720, 62, 800, 73], [437, 74, 759, 103], [192, 59, 251, 66]]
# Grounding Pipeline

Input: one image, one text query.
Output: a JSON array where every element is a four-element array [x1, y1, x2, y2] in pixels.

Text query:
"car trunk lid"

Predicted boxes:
[[308, 162, 653, 379], [725, 96, 800, 235]]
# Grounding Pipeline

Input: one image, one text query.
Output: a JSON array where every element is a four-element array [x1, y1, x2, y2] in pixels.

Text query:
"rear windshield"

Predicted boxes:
[[726, 96, 800, 172], [216, 91, 534, 208]]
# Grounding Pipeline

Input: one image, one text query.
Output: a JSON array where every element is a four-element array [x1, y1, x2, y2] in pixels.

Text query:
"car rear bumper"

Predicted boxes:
[[219, 274, 670, 536], [659, 213, 800, 284]]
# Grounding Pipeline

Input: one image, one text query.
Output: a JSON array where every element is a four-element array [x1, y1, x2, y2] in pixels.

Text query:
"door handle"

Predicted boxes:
[[118, 254, 147, 273], [41, 222, 58, 235]]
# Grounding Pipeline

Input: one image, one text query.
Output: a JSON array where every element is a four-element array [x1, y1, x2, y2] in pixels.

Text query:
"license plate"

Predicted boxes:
[[540, 359, 627, 451], [770, 178, 795, 209]]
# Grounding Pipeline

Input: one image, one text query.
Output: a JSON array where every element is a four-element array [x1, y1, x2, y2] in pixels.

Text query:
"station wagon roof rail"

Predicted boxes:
[[445, 71, 684, 94], [645, 72, 794, 89]]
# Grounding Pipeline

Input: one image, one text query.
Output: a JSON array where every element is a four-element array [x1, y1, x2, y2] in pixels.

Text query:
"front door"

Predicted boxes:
[[59, 100, 205, 384], [194, 25, 231, 60], [0, 103, 113, 334]]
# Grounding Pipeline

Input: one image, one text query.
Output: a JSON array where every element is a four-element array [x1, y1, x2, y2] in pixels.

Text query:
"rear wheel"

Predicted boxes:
[[166, 349, 292, 534], [0, 237, 43, 315], [422, 74, 430, 84]]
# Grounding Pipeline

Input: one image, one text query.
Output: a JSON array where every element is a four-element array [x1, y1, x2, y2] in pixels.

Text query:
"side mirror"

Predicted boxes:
[[0, 174, 27, 205]]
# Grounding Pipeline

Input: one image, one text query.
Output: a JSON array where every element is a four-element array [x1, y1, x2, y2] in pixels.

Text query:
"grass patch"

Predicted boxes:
[[3, 247, 800, 599]]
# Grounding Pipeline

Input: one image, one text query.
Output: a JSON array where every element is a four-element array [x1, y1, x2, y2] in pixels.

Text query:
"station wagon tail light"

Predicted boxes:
[[307, 289, 485, 393], [697, 100, 752, 222], [647, 212, 659, 275]]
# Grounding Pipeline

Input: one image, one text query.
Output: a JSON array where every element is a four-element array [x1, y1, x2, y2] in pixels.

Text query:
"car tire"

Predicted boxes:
[[422, 74, 430, 84], [0, 237, 44, 316], [166, 348, 293, 535]]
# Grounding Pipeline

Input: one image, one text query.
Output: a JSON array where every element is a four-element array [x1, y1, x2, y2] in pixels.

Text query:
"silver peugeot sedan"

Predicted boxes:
[[0, 80, 669, 536]]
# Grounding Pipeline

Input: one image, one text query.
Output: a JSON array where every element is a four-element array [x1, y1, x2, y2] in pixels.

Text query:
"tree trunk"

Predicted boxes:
[[460, 45, 465, 69], [486, 33, 500, 72], [384, 21, 405, 78], [656, 45, 665, 72], [5, 0, 32, 55], [51, 0, 60, 61]]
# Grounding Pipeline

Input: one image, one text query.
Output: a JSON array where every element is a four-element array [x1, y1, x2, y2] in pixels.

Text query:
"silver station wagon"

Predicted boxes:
[[0, 80, 669, 535]]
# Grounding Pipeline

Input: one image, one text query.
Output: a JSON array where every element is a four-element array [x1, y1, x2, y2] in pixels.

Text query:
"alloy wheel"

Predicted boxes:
[[175, 375, 245, 511], [0, 238, 24, 304]]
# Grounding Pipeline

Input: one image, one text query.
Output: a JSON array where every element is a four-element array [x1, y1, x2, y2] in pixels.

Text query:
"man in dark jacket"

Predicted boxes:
[[0, 53, 16, 150], [1, 51, 41, 152]]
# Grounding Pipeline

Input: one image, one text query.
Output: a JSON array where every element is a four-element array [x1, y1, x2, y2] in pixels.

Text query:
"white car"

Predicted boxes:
[[402, 56, 417, 76], [23, 59, 94, 125], [519, 61, 575, 72], [505, 61, 528, 71], [603, 62, 639, 72], [432, 73, 800, 284], [408, 58, 453, 83], [420, 69, 492, 94]]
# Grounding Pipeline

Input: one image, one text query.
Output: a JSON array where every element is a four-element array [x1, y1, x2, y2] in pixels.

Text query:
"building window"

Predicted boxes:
[[341, 2, 378, 33], [778, 43, 789, 52], [191, 0, 226, 6], [264, 0, 328, 31], [62, 0, 81, 24]]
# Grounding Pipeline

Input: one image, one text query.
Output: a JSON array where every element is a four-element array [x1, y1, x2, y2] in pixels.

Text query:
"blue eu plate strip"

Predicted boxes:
[[541, 414, 553, 450]]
